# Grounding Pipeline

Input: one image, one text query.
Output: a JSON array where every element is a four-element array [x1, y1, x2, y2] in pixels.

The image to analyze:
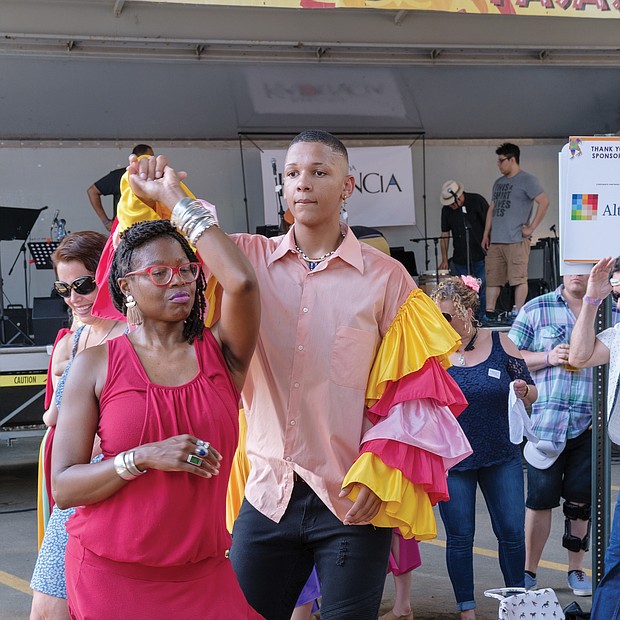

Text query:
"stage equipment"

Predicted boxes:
[[0, 206, 47, 346], [32, 296, 70, 346]]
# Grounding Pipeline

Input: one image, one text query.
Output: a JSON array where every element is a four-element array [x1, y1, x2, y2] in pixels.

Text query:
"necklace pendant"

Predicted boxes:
[[458, 353, 466, 367]]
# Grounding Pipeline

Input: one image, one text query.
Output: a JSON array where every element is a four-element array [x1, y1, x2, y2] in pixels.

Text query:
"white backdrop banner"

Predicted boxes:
[[559, 136, 620, 274], [260, 145, 415, 228]]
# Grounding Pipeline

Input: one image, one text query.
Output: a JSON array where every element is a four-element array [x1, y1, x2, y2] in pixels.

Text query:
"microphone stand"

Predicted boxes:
[[410, 235, 450, 286], [3, 205, 47, 345], [549, 224, 559, 290], [451, 190, 472, 275], [271, 159, 287, 234]]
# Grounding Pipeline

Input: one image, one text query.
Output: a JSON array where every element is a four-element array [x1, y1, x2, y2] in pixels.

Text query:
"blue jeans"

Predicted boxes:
[[438, 458, 526, 612], [230, 478, 392, 620], [450, 259, 486, 320], [591, 493, 620, 619]]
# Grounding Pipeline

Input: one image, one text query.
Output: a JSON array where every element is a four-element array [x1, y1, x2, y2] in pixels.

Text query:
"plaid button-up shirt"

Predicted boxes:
[[509, 286, 594, 443]]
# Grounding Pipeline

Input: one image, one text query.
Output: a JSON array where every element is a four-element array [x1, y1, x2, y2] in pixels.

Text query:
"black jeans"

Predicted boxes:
[[230, 478, 392, 620]]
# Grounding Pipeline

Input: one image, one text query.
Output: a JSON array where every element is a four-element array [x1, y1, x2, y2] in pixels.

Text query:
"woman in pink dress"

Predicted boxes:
[[52, 158, 262, 619]]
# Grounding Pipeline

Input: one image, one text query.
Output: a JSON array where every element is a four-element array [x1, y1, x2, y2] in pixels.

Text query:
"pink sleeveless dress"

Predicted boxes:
[[65, 330, 263, 619]]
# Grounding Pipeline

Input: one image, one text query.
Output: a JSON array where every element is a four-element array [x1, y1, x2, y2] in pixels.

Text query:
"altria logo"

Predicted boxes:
[[351, 171, 402, 194], [572, 195, 620, 220]]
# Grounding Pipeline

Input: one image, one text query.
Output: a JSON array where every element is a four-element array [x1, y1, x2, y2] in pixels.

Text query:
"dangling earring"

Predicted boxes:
[[125, 294, 143, 326], [340, 194, 349, 224]]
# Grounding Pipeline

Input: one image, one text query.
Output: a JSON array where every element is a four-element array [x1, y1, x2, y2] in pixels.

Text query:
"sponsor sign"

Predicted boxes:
[[559, 136, 620, 273]]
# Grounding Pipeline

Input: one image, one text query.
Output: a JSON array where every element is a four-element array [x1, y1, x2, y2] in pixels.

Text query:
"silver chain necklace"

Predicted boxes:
[[294, 245, 337, 263]]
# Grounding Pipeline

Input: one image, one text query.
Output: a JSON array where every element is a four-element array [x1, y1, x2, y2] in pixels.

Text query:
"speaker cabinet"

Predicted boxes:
[[1, 306, 32, 345], [32, 297, 71, 346]]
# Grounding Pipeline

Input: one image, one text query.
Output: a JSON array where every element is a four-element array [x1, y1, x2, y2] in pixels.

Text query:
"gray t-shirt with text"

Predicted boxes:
[[491, 170, 544, 244]]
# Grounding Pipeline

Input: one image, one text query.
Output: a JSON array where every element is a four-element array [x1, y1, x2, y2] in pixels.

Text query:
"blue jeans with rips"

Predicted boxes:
[[438, 458, 526, 612], [591, 493, 620, 619], [230, 478, 392, 620]]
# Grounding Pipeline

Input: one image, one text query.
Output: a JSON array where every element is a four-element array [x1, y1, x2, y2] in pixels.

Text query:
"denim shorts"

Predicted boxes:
[[526, 428, 591, 510]]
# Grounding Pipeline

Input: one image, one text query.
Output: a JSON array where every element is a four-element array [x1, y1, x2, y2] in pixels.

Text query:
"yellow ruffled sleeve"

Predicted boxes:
[[342, 454, 437, 540], [366, 288, 461, 406]]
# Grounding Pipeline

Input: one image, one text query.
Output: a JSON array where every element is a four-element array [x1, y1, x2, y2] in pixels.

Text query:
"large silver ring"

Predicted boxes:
[[186, 454, 203, 467], [195, 440, 210, 456]]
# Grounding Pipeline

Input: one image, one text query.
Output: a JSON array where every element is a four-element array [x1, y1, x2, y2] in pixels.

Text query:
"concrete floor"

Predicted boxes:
[[0, 435, 611, 620]]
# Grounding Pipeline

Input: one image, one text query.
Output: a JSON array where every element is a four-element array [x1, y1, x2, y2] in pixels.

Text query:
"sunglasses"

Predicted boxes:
[[125, 262, 201, 287], [497, 156, 511, 164], [54, 275, 97, 298], [442, 312, 455, 323]]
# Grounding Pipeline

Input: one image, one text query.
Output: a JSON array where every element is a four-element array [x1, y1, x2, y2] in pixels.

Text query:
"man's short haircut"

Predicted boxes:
[[612, 256, 620, 275], [496, 142, 520, 165], [132, 144, 153, 157], [289, 130, 349, 166]]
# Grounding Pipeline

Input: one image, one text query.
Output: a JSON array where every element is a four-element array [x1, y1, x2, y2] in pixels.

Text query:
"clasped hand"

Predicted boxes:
[[138, 434, 222, 479], [126, 154, 188, 208]]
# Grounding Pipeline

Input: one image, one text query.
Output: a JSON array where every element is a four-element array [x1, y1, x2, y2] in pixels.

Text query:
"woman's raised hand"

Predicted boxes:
[[587, 256, 615, 300], [127, 154, 188, 209]]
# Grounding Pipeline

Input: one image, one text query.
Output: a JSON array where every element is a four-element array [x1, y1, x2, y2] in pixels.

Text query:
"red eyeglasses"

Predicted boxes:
[[125, 262, 201, 287]]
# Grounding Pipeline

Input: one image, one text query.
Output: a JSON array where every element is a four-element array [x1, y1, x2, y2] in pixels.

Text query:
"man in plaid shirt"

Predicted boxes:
[[509, 274, 617, 597]]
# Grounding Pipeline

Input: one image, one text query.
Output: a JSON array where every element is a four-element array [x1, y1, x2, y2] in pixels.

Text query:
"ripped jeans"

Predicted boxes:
[[230, 477, 392, 620]]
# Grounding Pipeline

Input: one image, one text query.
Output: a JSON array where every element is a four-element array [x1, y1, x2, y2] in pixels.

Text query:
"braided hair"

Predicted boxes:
[[109, 220, 206, 343]]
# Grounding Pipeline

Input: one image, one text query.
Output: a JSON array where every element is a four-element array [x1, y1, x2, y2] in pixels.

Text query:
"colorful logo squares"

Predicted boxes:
[[571, 194, 598, 220]]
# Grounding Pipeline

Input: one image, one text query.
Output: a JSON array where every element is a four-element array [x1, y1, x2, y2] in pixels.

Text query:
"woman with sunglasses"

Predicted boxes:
[[569, 256, 620, 620], [51, 161, 262, 619], [30, 231, 126, 620], [431, 275, 537, 620]]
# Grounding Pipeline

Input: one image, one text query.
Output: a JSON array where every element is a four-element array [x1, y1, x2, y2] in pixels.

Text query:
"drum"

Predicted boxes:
[[417, 270, 451, 295]]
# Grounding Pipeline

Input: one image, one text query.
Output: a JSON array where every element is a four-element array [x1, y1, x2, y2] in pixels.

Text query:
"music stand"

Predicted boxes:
[[0, 206, 46, 345], [28, 241, 59, 270]]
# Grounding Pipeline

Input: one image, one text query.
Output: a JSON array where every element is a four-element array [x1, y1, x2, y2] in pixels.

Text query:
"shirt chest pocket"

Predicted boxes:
[[541, 325, 566, 350], [330, 326, 377, 391]]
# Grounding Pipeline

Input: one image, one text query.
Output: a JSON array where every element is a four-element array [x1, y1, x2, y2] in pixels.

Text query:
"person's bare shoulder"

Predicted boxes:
[[51, 331, 74, 379], [499, 331, 523, 358]]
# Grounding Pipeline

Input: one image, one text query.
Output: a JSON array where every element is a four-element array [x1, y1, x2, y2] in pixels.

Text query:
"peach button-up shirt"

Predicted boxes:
[[232, 226, 414, 522]]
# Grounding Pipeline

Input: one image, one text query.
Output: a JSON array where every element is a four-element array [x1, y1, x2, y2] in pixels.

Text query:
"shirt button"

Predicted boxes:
[[290, 420, 296, 426], [303, 307, 309, 313], [298, 345, 304, 351], [285, 456, 292, 462], [294, 382, 300, 388]]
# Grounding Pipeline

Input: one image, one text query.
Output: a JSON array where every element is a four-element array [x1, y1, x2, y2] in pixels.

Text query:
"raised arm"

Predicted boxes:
[[569, 257, 614, 369], [127, 155, 260, 390]]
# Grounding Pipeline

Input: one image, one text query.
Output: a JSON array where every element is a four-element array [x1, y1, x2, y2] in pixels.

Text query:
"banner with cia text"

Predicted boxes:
[[260, 145, 415, 228], [559, 136, 620, 273]]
